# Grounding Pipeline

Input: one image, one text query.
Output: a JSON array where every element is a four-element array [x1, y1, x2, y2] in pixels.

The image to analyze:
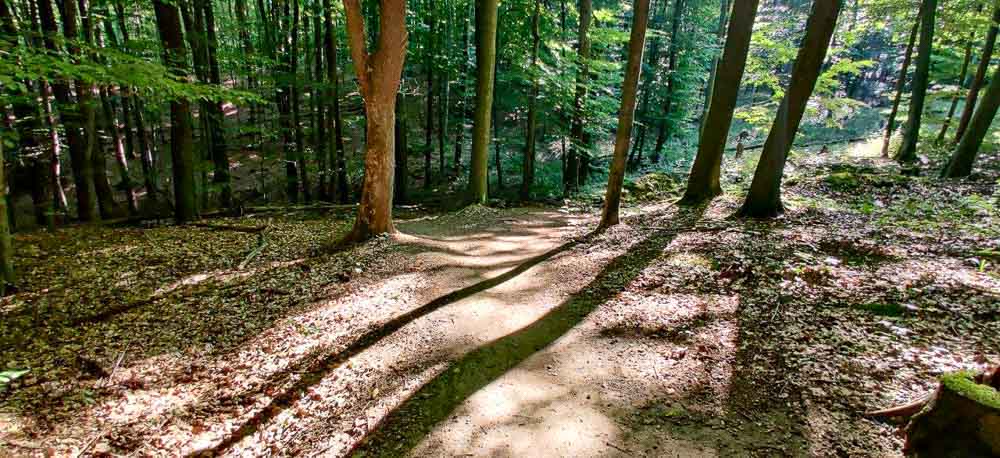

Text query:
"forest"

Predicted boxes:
[[1, 0, 999, 455]]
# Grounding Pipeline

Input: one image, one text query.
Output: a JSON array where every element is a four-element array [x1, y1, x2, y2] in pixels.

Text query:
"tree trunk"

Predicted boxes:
[[493, 98, 503, 192], [291, 0, 311, 202], [880, 7, 921, 158], [38, 0, 99, 221], [679, 0, 759, 205], [896, 0, 937, 164], [600, 0, 651, 229], [468, 0, 499, 204], [314, 3, 328, 200], [0, 141, 13, 294], [341, 0, 407, 242], [395, 92, 409, 204], [565, 0, 593, 194], [651, 0, 685, 163], [738, 0, 842, 218], [100, 87, 138, 215], [203, 0, 232, 207], [453, 1, 471, 178], [326, 0, 348, 203], [424, 0, 435, 189], [942, 60, 1000, 177], [699, 0, 731, 134], [954, 0, 1000, 144], [936, 33, 974, 143], [521, 0, 541, 200], [153, 0, 199, 222]]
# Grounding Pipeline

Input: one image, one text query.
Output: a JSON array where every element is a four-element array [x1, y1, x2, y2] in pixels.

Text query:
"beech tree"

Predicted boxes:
[[953, 0, 1000, 144], [895, 0, 938, 163], [341, 0, 408, 242], [600, 0, 651, 229], [679, 0, 760, 205], [468, 0, 499, 204], [880, 7, 921, 158], [941, 60, 1000, 177], [738, 0, 843, 218]]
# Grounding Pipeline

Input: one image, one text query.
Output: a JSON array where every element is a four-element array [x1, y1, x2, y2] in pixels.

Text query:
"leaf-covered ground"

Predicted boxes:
[[1, 140, 998, 457]]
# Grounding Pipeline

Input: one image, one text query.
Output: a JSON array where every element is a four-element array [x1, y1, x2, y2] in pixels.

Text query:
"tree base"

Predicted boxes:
[[904, 370, 1000, 457], [735, 200, 784, 219], [676, 187, 721, 207]]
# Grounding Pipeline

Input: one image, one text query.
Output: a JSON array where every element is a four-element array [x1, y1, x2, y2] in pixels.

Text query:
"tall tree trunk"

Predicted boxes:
[[679, 0, 759, 204], [493, 96, 503, 191], [699, 0, 731, 134], [738, 0, 842, 218], [314, 2, 328, 200], [424, 0, 435, 189], [954, 0, 1000, 144], [203, 0, 232, 207], [438, 1, 450, 179], [325, 0, 348, 203], [153, 0, 199, 222], [42, 82, 69, 211], [0, 141, 13, 294], [942, 62, 1000, 177], [100, 87, 138, 215], [341, 0, 407, 242], [38, 0, 99, 221], [395, 91, 409, 203], [453, 1, 471, 178], [600, 0, 651, 229], [521, 0, 541, 200], [77, 0, 118, 219], [565, 0, 593, 194], [291, 0, 311, 202], [651, 0, 685, 163], [468, 0, 499, 204], [936, 38, 973, 143], [880, 7, 921, 158], [896, 0, 938, 163]]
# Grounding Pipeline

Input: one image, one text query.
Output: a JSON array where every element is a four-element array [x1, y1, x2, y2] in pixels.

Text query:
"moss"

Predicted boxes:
[[941, 371, 1000, 410], [825, 172, 859, 190], [853, 302, 905, 317]]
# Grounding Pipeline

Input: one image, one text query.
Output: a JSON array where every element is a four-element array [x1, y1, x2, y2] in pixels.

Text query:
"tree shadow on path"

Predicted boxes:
[[349, 206, 707, 457]]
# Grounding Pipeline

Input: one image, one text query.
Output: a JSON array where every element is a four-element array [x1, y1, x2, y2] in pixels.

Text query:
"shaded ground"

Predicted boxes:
[[2, 139, 999, 457]]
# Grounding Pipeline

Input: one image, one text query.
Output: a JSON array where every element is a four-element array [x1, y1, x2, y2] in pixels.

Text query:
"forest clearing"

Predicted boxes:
[[2, 0, 1000, 455]]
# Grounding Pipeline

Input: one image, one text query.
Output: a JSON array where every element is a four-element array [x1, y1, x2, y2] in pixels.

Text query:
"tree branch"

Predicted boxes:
[[342, 0, 371, 97]]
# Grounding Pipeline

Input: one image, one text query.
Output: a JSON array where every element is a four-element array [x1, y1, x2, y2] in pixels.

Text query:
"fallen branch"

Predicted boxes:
[[74, 427, 110, 458], [864, 395, 930, 419], [238, 219, 273, 270], [100, 343, 131, 388]]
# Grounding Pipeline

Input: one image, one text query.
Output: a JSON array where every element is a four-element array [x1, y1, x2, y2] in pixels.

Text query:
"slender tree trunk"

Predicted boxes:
[[0, 141, 13, 294], [896, 0, 937, 163], [493, 97, 503, 191], [453, 1, 471, 178], [438, 1, 450, 179], [880, 8, 921, 158], [395, 92, 409, 203], [954, 0, 1000, 144], [153, 0, 199, 222], [738, 0, 842, 218], [313, 3, 327, 200], [565, 0, 593, 194], [41, 82, 69, 211], [325, 0, 348, 203], [936, 39, 973, 143], [600, 0, 651, 229], [469, 0, 500, 204], [203, 0, 232, 207], [77, 0, 118, 220], [679, 0, 759, 204], [424, 0, 435, 189], [100, 87, 138, 214], [38, 0, 99, 221], [291, 0, 311, 202], [942, 62, 1000, 177], [341, 0, 408, 242], [521, 0, 541, 200], [651, 0, 685, 163], [699, 0, 731, 134]]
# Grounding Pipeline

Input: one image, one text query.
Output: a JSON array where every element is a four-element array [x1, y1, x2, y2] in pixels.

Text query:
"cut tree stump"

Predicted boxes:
[[904, 370, 1000, 457]]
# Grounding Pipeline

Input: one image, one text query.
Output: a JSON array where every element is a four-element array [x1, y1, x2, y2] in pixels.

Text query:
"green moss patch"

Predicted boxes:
[[941, 371, 1000, 410]]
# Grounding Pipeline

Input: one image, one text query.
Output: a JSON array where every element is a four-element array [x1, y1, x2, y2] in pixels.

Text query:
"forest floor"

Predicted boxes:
[[1, 139, 999, 457]]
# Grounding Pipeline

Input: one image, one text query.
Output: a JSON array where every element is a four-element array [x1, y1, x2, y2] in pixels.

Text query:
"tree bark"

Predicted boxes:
[[565, 0, 593, 194], [325, 0, 349, 203], [424, 0, 436, 189], [341, 0, 408, 242], [600, 0, 651, 229], [153, 0, 199, 222], [453, 1, 471, 178], [896, 0, 938, 163], [0, 141, 13, 294], [521, 0, 541, 200], [954, 0, 1000, 144], [651, 0, 685, 163], [699, 0, 731, 134], [738, 0, 842, 218], [468, 0, 499, 204], [395, 92, 409, 203], [679, 0, 759, 205], [936, 33, 974, 143], [880, 7, 921, 158], [942, 60, 1000, 177], [203, 0, 232, 207]]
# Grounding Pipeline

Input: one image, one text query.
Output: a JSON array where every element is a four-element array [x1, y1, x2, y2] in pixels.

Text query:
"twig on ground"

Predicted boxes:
[[238, 219, 273, 270], [605, 441, 633, 455], [101, 342, 131, 388], [74, 427, 110, 458]]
